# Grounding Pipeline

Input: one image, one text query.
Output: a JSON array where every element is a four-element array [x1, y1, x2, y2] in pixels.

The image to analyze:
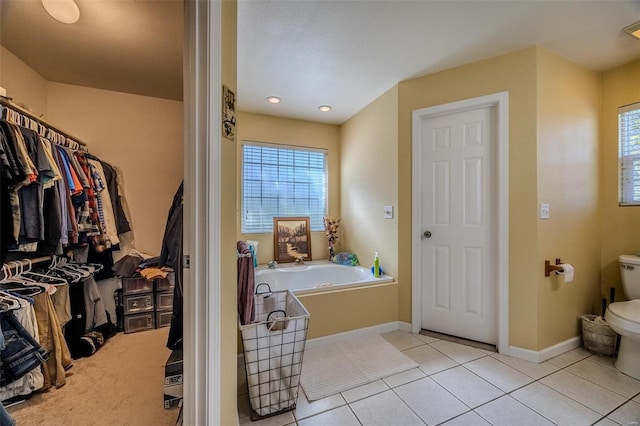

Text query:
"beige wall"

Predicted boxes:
[[236, 111, 341, 263], [340, 86, 399, 278], [46, 82, 183, 255], [220, 0, 238, 423], [600, 59, 640, 304], [535, 49, 601, 349], [0, 46, 48, 115], [398, 47, 540, 348]]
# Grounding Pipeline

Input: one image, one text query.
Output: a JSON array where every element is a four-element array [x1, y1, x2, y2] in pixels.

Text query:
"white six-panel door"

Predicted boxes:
[[417, 105, 497, 345]]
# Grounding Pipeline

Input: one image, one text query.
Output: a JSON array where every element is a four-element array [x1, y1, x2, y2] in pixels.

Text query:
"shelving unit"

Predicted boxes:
[[118, 273, 174, 333]]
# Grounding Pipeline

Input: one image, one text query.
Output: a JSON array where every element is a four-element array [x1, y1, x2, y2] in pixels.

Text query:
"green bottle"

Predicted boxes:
[[374, 252, 380, 278]]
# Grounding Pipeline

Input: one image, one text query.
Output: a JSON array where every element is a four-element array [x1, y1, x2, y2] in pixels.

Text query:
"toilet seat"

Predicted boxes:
[[606, 300, 640, 334]]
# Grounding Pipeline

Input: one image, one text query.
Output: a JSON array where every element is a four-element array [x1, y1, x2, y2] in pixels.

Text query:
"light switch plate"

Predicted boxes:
[[384, 205, 394, 219], [540, 203, 550, 219]]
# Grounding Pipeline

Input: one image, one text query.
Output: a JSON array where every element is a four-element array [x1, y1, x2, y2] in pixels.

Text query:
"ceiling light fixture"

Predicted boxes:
[[266, 96, 281, 104], [318, 105, 332, 112], [42, 0, 80, 24], [623, 21, 640, 40]]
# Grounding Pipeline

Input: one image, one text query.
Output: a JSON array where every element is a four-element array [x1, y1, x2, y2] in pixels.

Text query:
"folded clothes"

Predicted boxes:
[[111, 254, 143, 277], [139, 267, 168, 280], [138, 256, 161, 269]]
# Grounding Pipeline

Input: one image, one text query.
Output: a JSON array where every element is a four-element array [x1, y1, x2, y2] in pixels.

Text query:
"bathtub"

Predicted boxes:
[[254, 261, 393, 295]]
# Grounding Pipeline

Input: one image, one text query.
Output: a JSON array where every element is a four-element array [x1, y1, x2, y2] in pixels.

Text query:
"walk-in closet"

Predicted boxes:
[[0, 1, 184, 424]]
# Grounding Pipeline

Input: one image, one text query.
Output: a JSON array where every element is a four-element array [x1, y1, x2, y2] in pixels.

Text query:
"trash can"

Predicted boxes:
[[239, 287, 310, 420], [581, 314, 617, 356]]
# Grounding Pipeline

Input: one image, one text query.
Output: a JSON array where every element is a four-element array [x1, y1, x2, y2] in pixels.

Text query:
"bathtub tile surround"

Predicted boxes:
[[238, 331, 640, 425]]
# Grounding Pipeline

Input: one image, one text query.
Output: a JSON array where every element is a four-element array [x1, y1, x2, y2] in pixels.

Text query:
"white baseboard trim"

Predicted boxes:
[[238, 324, 582, 366], [305, 321, 412, 350], [505, 336, 582, 363]]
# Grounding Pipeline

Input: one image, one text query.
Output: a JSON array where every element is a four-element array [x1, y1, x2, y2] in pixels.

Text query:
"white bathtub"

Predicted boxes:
[[254, 261, 393, 295]]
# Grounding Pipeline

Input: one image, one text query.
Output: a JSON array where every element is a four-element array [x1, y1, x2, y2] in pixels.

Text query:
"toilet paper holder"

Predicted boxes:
[[545, 258, 565, 277]]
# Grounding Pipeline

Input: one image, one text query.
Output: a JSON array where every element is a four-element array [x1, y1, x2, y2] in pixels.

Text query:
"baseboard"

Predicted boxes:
[[305, 321, 411, 350], [505, 336, 582, 363], [238, 324, 582, 366]]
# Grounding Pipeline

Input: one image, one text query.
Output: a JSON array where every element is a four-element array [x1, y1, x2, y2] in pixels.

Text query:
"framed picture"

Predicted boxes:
[[273, 216, 312, 263], [222, 85, 236, 141]]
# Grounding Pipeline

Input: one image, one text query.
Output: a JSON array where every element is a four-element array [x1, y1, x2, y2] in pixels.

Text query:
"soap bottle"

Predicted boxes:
[[374, 252, 380, 278]]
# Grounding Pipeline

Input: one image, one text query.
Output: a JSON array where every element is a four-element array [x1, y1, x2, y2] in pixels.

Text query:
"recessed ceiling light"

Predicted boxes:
[[42, 0, 80, 24], [318, 105, 332, 112], [267, 96, 281, 104], [623, 21, 640, 40]]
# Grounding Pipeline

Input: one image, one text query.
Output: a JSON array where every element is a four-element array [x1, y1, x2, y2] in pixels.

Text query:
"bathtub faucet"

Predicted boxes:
[[267, 260, 278, 269], [294, 256, 306, 265]]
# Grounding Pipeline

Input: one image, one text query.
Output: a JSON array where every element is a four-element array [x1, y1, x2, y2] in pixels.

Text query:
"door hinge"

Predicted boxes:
[[182, 255, 190, 269]]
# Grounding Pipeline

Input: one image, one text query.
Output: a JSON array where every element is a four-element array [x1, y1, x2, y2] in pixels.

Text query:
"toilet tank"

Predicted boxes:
[[619, 255, 640, 300]]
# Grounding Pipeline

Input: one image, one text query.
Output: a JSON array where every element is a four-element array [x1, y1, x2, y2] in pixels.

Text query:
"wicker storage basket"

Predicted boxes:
[[581, 314, 617, 356]]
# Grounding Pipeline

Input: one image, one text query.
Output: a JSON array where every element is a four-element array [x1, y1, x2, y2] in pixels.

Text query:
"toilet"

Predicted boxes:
[[604, 255, 640, 379]]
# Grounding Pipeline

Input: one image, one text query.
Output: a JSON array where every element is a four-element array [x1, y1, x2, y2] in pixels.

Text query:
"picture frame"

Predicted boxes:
[[222, 85, 236, 141], [273, 216, 312, 263]]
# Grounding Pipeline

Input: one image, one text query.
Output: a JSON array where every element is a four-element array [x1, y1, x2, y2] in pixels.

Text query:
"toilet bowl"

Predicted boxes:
[[605, 300, 640, 379], [604, 255, 640, 380]]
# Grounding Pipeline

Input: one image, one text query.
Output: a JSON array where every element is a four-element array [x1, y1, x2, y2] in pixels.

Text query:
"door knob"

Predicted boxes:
[[423, 231, 432, 238]]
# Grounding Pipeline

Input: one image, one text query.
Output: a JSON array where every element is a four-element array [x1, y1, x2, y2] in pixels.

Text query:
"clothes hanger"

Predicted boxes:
[[0, 290, 25, 311], [4, 260, 56, 295], [19, 259, 68, 286]]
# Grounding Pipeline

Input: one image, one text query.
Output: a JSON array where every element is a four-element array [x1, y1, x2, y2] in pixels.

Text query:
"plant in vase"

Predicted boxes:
[[323, 216, 340, 261]]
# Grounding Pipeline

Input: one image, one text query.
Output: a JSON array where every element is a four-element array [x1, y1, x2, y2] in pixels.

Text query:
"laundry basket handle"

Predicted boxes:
[[265, 309, 287, 331], [255, 282, 272, 298]]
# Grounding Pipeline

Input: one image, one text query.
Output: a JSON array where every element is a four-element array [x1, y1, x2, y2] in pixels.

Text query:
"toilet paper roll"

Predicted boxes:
[[557, 263, 574, 283]]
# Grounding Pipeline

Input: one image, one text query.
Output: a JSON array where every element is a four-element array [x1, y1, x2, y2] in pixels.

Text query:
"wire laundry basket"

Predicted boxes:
[[239, 285, 310, 420]]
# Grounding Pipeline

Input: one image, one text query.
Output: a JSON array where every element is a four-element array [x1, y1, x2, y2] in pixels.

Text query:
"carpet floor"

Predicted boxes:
[[6, 327, 178, 426]]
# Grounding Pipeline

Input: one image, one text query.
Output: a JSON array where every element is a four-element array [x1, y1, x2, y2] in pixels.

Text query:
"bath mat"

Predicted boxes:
[[300, 334, 418, 401]]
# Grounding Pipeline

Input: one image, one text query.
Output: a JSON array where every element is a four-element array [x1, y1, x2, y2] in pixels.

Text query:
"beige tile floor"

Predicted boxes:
[[237, 330, 640, 425]]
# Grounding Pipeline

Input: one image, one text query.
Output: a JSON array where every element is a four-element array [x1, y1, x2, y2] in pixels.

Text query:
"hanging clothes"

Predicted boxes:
[[31, 292, 72, 390], [160, 182, 183, 350], [0, 297, 46, 402], [0, 115, 131, 259]]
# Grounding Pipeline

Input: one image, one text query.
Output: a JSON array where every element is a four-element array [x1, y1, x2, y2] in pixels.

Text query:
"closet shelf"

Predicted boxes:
[[0, 95, 87, 149]]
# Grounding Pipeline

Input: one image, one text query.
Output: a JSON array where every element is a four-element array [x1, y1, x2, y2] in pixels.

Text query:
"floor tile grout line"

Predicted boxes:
[[498, 359, 637, 426], [426, 340, 490, 365], [558, 361, 640, 401], [388, 383, 439, 426]]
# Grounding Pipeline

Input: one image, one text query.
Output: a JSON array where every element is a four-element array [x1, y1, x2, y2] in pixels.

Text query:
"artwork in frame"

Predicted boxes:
[[273, 216, 312, 263], [222, 85, 236, 141]]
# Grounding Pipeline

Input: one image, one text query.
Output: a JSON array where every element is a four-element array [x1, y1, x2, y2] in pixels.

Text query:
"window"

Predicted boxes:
[[242, 141, 327, 233], [619, 102, 640, 205]]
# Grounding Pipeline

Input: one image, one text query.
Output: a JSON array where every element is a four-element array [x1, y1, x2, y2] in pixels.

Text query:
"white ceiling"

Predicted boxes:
[[2, 1, 640, 125]]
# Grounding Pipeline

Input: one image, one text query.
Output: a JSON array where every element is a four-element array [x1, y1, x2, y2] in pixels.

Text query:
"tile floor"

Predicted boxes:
[[237, 331, 640, 425]]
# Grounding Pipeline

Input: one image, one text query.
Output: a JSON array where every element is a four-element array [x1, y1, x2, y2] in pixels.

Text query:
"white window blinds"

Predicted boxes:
[[242, 141, 328, 233], [619, 102, 640, 206]]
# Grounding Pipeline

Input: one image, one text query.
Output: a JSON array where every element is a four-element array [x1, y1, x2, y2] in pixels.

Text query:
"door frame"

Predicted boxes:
[[183, 0, 222, 423], [411, 92, 509, 354]]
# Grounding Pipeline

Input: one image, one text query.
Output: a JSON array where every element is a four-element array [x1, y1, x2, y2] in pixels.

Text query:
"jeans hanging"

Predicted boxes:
[[0, 312, 48, 382]]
